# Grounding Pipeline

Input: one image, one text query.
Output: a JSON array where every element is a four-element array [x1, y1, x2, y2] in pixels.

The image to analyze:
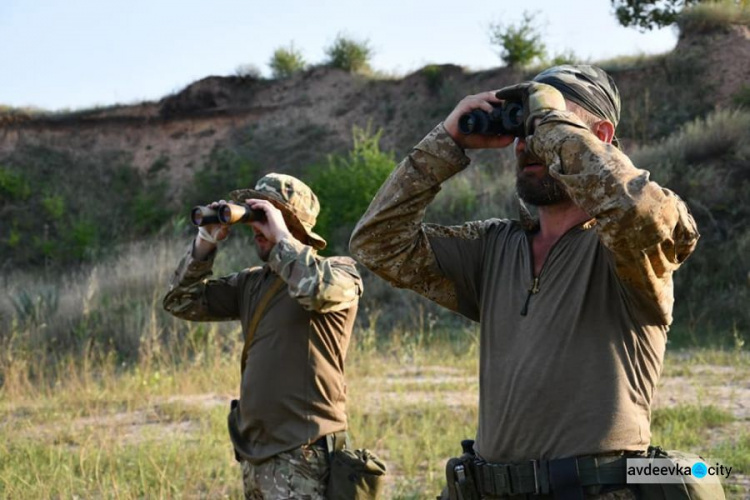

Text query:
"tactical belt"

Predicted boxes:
[[473, 455, 627, 498]]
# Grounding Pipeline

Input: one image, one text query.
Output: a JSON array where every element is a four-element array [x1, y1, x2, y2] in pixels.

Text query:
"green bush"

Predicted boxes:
[[545, 49, 581, 66], [631, 108, 750, 345], [0, 166, 31, 200], [269, 43, 306, 79], [677, 0, 750, 35], [489, 11, 546, 67], [42, 194, 65, 220], [235, 64, 263, 79], [324, 34, 373, 73], [306, 125, 395, 253]]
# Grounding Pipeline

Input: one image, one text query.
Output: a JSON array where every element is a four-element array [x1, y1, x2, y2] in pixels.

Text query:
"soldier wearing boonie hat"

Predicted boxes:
[[164, 173, 363, 499], [351, 65, 715, 499]]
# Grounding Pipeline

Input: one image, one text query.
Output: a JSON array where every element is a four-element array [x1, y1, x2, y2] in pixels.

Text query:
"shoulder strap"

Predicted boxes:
[[240, 275, 285, 376]]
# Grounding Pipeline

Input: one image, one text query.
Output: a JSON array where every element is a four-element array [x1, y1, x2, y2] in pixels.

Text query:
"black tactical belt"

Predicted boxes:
[[474, 455, 627, 498]]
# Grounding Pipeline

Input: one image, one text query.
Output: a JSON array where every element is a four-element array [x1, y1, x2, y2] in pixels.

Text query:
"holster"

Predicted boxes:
[[445, 440, 480, 500]]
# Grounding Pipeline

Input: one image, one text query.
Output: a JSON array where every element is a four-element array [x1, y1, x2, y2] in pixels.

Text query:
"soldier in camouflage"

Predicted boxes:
[[350, 65, 715, 499], [164, 173, 362, 499]]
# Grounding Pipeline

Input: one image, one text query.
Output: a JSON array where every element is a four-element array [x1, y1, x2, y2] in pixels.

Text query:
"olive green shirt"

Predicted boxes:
[[350, 112, 699, 462], [164, 236, 362, 463]]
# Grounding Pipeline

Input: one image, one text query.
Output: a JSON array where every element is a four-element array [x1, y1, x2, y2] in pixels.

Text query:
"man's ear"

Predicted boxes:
[[593, 120, 615, 144]]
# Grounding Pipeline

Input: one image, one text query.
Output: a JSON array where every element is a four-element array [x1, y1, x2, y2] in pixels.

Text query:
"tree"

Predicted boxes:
[[268, 43, 306, 79], [324, 34, 373, 73], [611, 0, 701, 30], [489, 12, 547, 67]]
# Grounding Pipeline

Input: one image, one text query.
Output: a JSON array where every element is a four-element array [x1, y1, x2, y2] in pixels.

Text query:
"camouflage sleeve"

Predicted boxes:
[[530, 110, 700, 323], [267, 236, 363, 313], [162, 243, 241, 321], [350, 124, 493, 313]]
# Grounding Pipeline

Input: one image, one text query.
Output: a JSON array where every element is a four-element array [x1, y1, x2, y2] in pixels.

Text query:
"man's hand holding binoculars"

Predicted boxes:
[[192, 198, 292, 261], [243, 198, 292, 245], [444, 90, 516, 150], [444, 82, 567, 150]]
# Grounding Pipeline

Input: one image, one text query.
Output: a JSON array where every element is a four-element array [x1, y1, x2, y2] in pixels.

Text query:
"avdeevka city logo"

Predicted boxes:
[[626, 457, 731, 484], [691, 462, 708, 479]]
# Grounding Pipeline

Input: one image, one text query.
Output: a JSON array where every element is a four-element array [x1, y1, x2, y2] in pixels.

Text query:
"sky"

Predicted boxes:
[[0, 0, 679, 111]]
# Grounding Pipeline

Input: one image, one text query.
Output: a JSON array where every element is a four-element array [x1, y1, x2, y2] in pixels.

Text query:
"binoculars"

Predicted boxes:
[[190, 203, 266, 227], [458, 100, 525, 137]]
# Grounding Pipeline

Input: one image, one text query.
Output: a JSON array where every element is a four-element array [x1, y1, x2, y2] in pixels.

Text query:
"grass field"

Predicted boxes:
[[1, 333, 749, 499]]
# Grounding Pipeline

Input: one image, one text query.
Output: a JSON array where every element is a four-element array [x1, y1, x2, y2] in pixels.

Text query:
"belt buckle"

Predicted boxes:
[[531, 459, 540, 495]]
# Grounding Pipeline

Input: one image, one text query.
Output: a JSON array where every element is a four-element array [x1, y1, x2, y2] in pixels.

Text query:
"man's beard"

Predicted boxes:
[[516, 151, 571, 206], [254, 241, 272, 262]]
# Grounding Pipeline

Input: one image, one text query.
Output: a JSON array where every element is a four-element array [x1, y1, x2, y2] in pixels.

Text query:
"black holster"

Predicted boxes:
[[445, 440, 480, 500]]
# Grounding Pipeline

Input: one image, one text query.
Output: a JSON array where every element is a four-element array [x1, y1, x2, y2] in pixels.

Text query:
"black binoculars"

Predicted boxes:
[[458, 100, 525, 137], [190, 203, 266, 227]]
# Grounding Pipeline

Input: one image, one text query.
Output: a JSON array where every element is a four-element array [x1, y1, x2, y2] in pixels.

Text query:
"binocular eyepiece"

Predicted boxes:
[[458, 100, 525, 137], [190, 203, 266, 227]]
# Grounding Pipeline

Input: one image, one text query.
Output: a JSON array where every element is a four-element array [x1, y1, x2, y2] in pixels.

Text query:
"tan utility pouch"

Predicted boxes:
[[634, 447, 726, 500], [326, 432, 386, 499]]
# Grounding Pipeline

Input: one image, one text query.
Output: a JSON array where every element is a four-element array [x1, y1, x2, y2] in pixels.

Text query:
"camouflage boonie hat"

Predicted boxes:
[[533, 64, 622, 147], [229, 173, 326, 250]]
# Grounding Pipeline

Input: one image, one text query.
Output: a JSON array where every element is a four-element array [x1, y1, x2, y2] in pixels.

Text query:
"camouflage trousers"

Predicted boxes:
[[241, 445, 329, 499]]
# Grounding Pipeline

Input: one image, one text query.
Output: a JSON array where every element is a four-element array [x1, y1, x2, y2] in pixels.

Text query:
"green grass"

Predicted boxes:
[[652, 404, 735, 449], [2, 336, 748, 498]]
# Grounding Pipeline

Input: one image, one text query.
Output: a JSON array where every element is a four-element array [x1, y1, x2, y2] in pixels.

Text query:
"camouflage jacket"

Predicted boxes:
[[349, 113, 700, 461], [350, 111, 699, 325], [164, 236, 362, 462]]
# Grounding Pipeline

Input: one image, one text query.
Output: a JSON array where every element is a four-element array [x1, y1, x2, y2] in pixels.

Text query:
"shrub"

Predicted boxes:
[[0, 166, 31, 200], [545, 49, 581, 66], [677, 0, 750, 35], [489, 11, 546, 67], [306, 124, 395, 253], [324, 34, 373, 73], [630, 108, 750, 345], [235, 64, 262, 79], [269, 43, 306, 79]]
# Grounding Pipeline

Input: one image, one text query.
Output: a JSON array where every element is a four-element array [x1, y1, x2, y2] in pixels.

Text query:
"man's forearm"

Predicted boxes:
[[530, 111, 699, 320], [349, 124, 470, 311]]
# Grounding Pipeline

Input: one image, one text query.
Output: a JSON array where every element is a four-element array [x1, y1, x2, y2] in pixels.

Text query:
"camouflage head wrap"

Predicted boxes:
[[533, 64, 621, 147], [229, 173, 327, 250]]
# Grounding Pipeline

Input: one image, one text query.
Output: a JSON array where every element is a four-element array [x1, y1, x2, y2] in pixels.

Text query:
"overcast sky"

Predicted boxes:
[[0, 0, 679, 111]]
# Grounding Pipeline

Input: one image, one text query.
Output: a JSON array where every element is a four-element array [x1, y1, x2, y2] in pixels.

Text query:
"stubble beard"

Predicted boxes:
[[515, 152, 571, 206], [254, 239, 272, 262]]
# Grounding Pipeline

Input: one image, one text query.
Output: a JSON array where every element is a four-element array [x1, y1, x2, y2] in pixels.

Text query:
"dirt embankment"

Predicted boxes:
[[1, 25, 749, 192]]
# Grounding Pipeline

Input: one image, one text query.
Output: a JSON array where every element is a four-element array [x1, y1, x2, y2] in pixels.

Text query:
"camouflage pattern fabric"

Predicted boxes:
[[495, 81, 568, 135], [532, 64, 622, 147], [529, 109, 699, 323], [350, 115, 698, 324], [241, 445, 329, 500], [230, 173, 327, 250], [163, 235, 361, 319], [268, 237, 362, 313]]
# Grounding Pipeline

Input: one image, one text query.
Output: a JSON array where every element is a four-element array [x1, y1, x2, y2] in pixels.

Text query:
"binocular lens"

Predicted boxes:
[[191, 207, 204, 226], [190, 206, 220, 227], [218, 204, 234, 225], [504, 102, 524, 128]]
